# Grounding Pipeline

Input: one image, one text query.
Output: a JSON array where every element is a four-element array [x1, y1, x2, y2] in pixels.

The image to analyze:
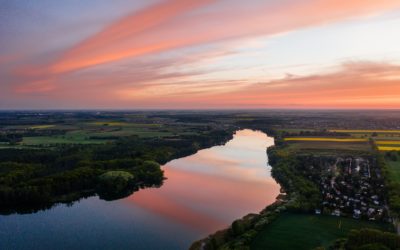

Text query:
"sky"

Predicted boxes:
[[1, 0, 400, 109]]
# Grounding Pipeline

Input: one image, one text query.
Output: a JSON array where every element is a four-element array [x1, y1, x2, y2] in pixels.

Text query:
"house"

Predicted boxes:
[[353, 209, 361, 219], [332, 209, 341, 216]]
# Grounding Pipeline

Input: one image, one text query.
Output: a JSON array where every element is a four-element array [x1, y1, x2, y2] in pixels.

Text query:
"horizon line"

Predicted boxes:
[[1, 108, 400, 112]]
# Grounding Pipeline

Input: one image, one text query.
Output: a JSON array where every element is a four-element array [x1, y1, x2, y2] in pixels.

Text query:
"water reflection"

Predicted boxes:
[[125, 129, 280, 234], [0, 129, 280, 250]]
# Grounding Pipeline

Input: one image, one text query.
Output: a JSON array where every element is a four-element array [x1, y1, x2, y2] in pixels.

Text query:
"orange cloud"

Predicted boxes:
[[213, 61, 400, 108], [110, 61, 400, 109], [49, 0, 216, 73], [47, 0, 400, 74], [7, 0, 400, 109], [14, 79, 56, 93]]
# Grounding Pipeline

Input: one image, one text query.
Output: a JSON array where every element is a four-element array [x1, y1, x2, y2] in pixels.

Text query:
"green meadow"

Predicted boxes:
[[6, 121, 201, 147], [251, 213, 393, 250], [387, 160, 400, 182]]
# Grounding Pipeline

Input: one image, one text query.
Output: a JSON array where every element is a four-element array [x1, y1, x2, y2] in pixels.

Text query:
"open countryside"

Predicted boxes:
[[2, 1, 400, 250], [283, 138, 368, 142]]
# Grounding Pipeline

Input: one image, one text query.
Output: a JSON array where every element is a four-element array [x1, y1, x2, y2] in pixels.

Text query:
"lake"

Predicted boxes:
[[0, 129, 280, 250]]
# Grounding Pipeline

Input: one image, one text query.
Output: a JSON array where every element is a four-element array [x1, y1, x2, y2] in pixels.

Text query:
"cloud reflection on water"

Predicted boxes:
[[124, 129, 280, 233]]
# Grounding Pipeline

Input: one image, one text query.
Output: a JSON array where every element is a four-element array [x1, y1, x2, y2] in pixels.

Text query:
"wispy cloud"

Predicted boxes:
[[211, 61, 400, 108], [3, 0, 400, 108], [46, 0, 399, 72]]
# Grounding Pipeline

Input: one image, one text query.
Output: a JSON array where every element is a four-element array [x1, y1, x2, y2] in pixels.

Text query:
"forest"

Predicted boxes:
[[0, 111, 234, 214]]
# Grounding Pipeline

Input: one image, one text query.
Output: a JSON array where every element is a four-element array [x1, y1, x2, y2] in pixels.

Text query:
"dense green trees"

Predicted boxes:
[[268, 146, 321, 211], [97, 171, 135, 200], [385, 151, 399, 162], [377, 153, 400, 216], [345, 229, 400, 250], [0, 129, 232, 214]]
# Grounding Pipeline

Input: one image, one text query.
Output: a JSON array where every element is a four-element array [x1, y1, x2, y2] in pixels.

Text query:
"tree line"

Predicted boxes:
[[0, 129, 233, 214]]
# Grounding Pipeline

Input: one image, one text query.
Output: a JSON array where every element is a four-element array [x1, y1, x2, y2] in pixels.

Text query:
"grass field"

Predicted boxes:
[[21, 127, 176, 145], [288, 141, 371, 152], [251, 213, 393, 250], [387, 160, 400, 182], [88, 121, 129, 126], [277, 128, 316, 133], [11, 120, 200, 147], [375, 141, 400, 145], [329, 130, 400, 133], [22, 136, 108, 145], [88, 121, 163, 127], [284, 138, 368, 142], [88, 128, 173, 138], [282, 137, 372, 155], [30, 125, 56, 129]]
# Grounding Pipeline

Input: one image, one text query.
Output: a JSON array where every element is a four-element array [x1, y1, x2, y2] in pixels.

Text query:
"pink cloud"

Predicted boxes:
[[104, 61, 400, 109], [5, 0, 400, 109], [210, 61, 400, 108], [14, 79, 56, 93], [46, 0, 400, 74]]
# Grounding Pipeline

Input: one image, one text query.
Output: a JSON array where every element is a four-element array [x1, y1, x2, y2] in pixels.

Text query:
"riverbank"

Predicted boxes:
[[1, 129, 281, 250], [190, 132, 397, 249], [0, 129, 234, 215]]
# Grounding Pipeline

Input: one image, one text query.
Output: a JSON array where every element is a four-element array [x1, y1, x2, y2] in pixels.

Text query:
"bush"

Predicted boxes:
[[96, 171, 135, 200], [346, 229, 400, 250]]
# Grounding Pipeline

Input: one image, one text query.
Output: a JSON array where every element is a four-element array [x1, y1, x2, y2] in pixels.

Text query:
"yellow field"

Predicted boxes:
[[375, 141, 400, 145], [89, 122, 162, 127], [329, 130, 400, 133], [378, 146, 400, 151], [30, 125, 55, 129], [284, 138, 368, 142], [89, 121, 129, 126]]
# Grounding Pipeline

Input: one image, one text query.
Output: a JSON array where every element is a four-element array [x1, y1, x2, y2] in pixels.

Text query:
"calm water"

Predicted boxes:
[[0, 129, 280, 250]]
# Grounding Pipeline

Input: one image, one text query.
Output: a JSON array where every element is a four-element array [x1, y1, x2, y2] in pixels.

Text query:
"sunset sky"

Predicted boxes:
[[1, 0, 400, 109]]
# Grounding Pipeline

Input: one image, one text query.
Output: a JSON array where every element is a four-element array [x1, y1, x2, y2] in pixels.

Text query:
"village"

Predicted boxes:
[[310, 156, 389, 222]]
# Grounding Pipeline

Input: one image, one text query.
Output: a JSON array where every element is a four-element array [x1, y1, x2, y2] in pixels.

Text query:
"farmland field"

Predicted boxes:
[[288, 141, 370, 151], [375, 141, 400, 145], [378, 146, 400, 151], [276, 128, 316, 133], [88, 121, 130, 126], [251, 213, 393, 250], [387, 160, 400, 182], [30, 125, 56, 129], [3, 119, 203, 148], [329, 130, 400, 133], [22, 135, 108, 145], [284, 137, 367, 142], [283, 138, 372, 154], [373, 139, 400, 151]]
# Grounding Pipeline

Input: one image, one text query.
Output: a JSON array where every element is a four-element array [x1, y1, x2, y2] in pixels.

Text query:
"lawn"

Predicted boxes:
[[251, 213, 393, 250], [387, 160, 400, 181]]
